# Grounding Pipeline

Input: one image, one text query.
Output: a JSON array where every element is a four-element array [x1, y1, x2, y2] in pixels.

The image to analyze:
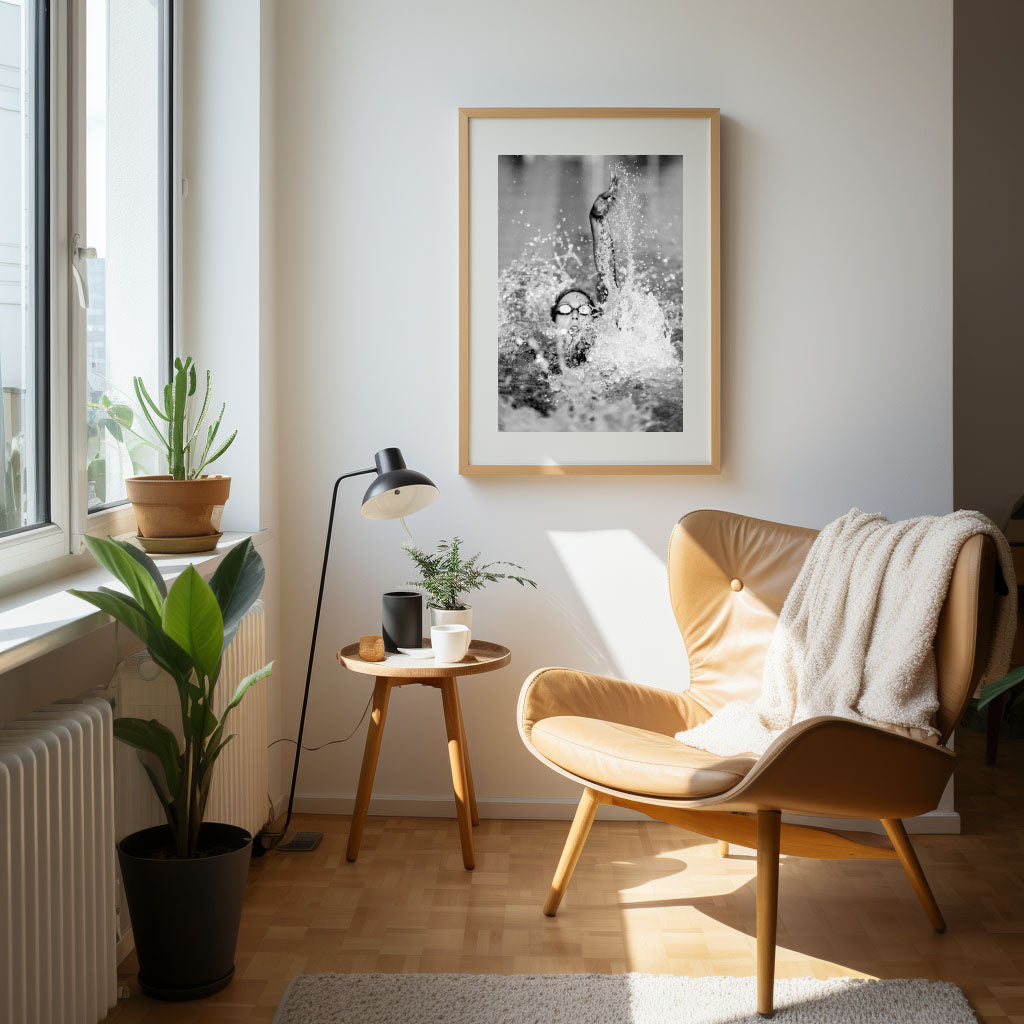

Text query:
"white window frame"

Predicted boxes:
[[0, 0, 70, 576], [0, 0, 179, 579]]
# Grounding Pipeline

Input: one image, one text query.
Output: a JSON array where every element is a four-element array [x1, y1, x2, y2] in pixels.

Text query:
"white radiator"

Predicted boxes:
[[0, 698, 117, 1024], [114, 600, 270, 841]]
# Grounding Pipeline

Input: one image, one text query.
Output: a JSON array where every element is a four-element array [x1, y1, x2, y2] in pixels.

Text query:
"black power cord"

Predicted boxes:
[[254, 690, 374, 854]]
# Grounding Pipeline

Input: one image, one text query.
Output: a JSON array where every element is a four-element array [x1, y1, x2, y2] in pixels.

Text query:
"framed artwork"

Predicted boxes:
[[459, 107, 720, 476]]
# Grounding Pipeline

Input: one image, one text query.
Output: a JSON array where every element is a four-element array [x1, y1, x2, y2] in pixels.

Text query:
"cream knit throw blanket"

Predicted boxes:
[[675, 509, 1017, 758]]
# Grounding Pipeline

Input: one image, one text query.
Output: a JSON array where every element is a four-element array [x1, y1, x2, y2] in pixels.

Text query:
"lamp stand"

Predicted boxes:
[[255, 466, 375, 854]]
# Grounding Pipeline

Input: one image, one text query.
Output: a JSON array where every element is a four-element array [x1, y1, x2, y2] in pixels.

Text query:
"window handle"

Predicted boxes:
[[71, 233, 97, 309]]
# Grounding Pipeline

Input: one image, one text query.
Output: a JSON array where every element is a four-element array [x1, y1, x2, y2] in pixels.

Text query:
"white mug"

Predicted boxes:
[[430, 624, 470, 663]]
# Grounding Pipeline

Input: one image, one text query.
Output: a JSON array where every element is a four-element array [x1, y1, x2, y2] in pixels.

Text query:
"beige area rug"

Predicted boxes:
[[272, 973, 976, 1023]]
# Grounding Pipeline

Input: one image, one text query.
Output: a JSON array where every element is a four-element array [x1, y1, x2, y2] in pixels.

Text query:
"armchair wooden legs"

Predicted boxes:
[[540, 800, 943, 1019], [881, 818, 946, 932], [756, 810, 781, 1018], [544, 787, 602, 916]]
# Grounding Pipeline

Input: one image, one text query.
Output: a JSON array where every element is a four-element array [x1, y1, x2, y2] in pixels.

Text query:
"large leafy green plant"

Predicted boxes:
[[70, 537, 272, 858], [403, 536, 536, 611]]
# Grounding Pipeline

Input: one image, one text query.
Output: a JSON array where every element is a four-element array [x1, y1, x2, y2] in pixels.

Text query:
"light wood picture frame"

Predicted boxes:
[[459, 107, 720, 476]]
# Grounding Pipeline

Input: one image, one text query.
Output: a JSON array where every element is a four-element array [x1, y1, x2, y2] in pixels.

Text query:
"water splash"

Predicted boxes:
[[498, 163, 684, 432]]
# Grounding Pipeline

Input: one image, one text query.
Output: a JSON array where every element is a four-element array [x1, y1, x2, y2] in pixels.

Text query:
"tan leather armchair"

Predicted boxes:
[[518, 510, 997, 1017]]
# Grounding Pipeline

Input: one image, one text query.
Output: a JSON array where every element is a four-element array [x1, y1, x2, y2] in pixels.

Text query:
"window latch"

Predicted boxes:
[[71, 233, 97, 309]]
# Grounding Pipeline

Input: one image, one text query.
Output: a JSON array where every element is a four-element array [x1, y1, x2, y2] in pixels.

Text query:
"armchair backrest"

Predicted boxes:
[[668, 509, 996, 744]]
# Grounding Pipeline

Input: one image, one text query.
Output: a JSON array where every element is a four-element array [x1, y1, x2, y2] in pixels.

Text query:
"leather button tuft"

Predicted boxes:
[[730, 579, 743, 592]]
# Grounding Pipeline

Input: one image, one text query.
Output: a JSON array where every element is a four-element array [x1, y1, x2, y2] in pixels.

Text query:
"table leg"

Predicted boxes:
[[453, 682, 479, 826], [441, 677, 475, 870], [346, 678, 391, 863]]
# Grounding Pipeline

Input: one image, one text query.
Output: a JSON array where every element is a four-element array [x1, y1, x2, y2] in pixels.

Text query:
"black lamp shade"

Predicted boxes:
[[360, 447, 439, 521]]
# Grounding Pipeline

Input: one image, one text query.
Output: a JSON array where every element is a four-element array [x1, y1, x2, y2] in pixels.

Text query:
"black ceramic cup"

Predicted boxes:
[[381, 591, 422, 652]]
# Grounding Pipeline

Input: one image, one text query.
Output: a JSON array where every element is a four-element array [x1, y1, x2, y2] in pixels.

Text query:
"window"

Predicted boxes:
[[0, 0, 175, 572], [0, 0, 48, 538], [82, 0, 172, 512]]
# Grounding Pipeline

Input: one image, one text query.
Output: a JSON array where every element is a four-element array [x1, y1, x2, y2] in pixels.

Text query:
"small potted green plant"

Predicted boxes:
[[403, 536, 536, 636], [69, 536, 271, 1001], [124, 356, 237, 550]]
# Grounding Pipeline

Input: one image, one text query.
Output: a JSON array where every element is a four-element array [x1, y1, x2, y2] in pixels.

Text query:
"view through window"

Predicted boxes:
[[0, 0, 46, 536], [85, 0, 171, 510]]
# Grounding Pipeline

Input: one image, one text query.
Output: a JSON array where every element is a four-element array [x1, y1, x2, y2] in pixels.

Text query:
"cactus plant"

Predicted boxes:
[[132, 356, 237, 480]]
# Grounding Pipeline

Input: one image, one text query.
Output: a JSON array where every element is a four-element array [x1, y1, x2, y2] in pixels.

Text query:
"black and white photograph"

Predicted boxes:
[[497, 154, 685, 433], [460, 109, 719, 473]]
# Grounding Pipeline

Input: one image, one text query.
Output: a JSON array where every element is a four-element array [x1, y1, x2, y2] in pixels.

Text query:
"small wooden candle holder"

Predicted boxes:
[[358, 635, 386, 662]]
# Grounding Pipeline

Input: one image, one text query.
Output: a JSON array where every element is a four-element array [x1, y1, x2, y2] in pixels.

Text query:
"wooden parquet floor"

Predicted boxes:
[[109, 729, 1024, 1023]]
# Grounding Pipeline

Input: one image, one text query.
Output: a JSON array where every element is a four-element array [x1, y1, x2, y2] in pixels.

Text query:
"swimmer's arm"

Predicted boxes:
[[590, 176, 621, 301], [590, 210, 618, 302]]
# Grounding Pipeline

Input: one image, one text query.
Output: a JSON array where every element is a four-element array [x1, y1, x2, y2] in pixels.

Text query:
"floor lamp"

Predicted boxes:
[[257, 447, 439, 853]]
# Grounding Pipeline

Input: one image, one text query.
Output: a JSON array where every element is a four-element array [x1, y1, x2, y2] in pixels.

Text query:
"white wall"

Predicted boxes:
[[180, 0, 285, 802], [180, 0, 263, 534], [272, 0, 953, 819]]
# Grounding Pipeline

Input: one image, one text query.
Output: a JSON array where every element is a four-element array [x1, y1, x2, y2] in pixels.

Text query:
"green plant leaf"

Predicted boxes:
[[976, 665, 1024, 710], [162, 565, 224, 681], [82, 535, 164, 624], [200, 732, 235, 781], [108, 402, 133, 425], [225, 661, 273, 715], [403, 536, 536, 611], [208, 539, 265, 648], [75, 586, 191, 681], [184, 370, 213, 471], [139, 761, 176, 831], [99, 417, 124, 443], [110, 538, 168, 598], [134, 376, 169, 434], [113, 717, 182, 796], [195, 429, 237, 475], [70, 586, 154, 638], [189, 698, 219, 739]]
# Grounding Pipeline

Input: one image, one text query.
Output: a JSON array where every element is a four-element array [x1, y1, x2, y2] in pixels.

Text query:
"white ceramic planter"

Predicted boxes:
[[429, 604, 472, 642]]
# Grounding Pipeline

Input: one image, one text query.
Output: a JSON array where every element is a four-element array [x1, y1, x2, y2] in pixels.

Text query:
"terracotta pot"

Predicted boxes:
[[126, 475, 231, 538]]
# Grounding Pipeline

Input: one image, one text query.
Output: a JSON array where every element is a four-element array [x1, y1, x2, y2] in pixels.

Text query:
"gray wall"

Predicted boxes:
[[953, 0, 1024, 524]]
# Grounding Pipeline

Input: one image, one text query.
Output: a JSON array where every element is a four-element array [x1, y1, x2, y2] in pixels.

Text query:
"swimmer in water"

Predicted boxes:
[[550, 288, 596, 370], [549, 174, 622, 367]]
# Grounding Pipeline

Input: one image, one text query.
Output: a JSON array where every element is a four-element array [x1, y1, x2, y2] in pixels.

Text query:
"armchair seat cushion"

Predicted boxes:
[[531, 715, 758, 799]]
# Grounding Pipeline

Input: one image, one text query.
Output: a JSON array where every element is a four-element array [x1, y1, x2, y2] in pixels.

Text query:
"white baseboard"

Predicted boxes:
[[293, 793, 961, 834]]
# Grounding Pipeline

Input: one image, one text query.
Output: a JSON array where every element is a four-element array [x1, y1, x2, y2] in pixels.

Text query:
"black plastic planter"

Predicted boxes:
[[118, 822, 252, 1000], [382, 590, 422, 651]]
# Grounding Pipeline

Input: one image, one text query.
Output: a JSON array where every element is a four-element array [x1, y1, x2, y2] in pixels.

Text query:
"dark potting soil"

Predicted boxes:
[[141, 843, 243, 860]]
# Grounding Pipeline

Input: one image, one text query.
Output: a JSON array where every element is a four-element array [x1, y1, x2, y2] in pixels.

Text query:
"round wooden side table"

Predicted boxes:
[[336, 639, 511, 870]]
